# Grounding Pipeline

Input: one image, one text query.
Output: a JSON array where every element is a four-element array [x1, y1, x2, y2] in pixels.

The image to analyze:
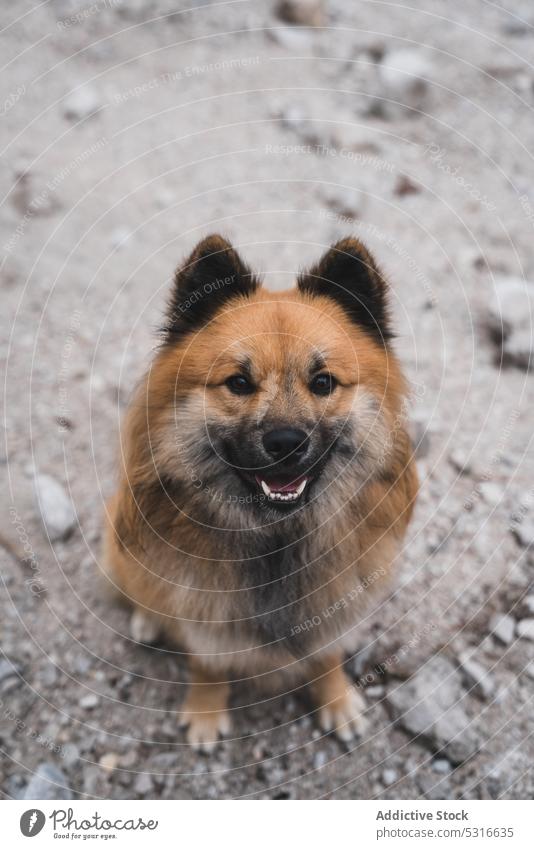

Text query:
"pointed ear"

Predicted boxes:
[[163, 235, 259, 339], [298, 238, 392, 343]]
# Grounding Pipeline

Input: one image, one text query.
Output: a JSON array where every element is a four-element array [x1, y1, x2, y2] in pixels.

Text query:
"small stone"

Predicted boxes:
[[432, 758, 452, 774], [313, 750, 328, 769], [366, 685, 385, 698], [489, 613, 515, 645], [63, 85, 101, 121], [99, 752, 120, 772], [276, 104, 306, 131], [110, 227, 131, 249], [408, 415, 431, 460], [33, 473, 77, 541], [385, 655, 479, 763], [382, 768, 398, 786], [134, 772, 154, 796], [0, 658, 20, 683], [478, 482, 503, 506], [394, 175, 421, 196], [524, 596, 534, 615], [512, 520, 534, 548], [516, 618, 534, 641], [486, 275, 534, 370], [320, 186, 363, 219], [61, 743, 80, 768], [268, 26, 312, 50], [418, 772, 451, 800], [524, 662, 534, 679], [22, 763, 71, 800], [449, 450, 472, 476], [379, 49, 431, 111], [275, 0, 325, 27], [457, 651, 495, 700], [79, 693, 99, 710]]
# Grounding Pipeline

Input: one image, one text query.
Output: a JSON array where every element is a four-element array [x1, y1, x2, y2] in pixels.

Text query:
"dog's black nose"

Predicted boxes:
[[262, 428, 309, 462]]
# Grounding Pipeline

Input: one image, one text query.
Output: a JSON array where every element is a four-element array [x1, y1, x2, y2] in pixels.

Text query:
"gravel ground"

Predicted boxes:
[[1, 0, 534, 800]]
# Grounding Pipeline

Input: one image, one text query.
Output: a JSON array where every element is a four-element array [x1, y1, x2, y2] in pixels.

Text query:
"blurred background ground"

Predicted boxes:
[[1, 0, 534, 800]]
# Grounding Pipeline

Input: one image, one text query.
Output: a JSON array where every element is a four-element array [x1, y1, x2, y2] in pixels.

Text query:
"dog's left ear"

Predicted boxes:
[[164, 235, 259, 339], [298, 238, 391, 343]]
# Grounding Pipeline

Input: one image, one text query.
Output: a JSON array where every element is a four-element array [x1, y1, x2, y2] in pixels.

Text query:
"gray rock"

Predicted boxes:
[[79, 693, 99, 710], [22, 763, 72, 800], [0, 658, 20, 683], [512, 520, 534, 548], [61, 743, 80, 768], [110, 227, 131, 249], [457, 651, 495, 700], [408, 415, 431, 460], [516, 618, 534, 641], [489, 613, 515, 645], [33, 473, 77, 541], [320, 186, 363, 220], [449, 449, 472, 476], [63, 85, 101, 121], [382, 768, 398, 786], [478, 482, 504, 507], [378, 49, 431, 114], [385, 655, 479, 763], [313, 750, 328, 769], [418, 772, 451, 800], [486, 275, 534, 370], [134, 772, 154, 796], [275, 0, 325, 27], [432, 757, 453, 774], [269, 26, 313, 50]]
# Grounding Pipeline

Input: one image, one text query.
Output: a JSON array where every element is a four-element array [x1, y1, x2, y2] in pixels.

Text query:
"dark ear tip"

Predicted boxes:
[[190, 233, 234, 258]]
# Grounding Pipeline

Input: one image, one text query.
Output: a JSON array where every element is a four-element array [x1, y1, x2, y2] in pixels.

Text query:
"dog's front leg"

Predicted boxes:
[[308, 652, 368, 742], [179, 658, 231, 752]]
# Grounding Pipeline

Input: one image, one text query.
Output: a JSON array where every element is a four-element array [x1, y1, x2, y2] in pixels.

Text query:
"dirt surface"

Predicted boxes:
[[1, 0, 534, 800]]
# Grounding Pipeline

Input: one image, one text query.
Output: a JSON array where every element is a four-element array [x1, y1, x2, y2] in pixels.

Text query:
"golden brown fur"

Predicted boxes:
[[102, 235, 418, 748]]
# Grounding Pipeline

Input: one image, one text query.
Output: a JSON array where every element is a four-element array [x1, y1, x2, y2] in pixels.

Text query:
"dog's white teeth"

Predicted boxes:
[[296, 478, 308, 496], [260, 480, 271, 496]]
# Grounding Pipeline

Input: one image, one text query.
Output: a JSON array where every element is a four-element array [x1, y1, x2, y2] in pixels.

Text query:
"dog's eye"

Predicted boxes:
[[225, 374, 255, 395], [309, 373, 337, 396]]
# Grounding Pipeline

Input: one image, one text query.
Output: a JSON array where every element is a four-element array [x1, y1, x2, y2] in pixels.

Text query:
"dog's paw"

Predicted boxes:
[[179, 707, 231, 753], [129, 609, 160, 644], [318, 686, 368, 743]]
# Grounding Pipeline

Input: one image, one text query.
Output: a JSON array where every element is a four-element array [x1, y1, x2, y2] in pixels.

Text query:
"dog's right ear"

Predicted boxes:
[[163, 235, 259, 339]]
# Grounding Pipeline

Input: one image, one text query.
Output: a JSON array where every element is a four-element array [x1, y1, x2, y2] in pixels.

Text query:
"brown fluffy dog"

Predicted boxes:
[[102, 235, 418, 749]]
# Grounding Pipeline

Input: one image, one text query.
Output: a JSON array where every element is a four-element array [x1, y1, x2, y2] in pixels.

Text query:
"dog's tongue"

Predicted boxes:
[[259, 475, 307, 493]]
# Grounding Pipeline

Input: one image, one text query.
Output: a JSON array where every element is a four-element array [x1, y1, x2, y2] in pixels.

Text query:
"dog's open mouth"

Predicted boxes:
[[254, 474, 309, 505]]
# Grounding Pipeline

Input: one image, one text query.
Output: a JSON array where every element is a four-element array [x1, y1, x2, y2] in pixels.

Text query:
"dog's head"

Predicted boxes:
[[139, 235, 407, 526]]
